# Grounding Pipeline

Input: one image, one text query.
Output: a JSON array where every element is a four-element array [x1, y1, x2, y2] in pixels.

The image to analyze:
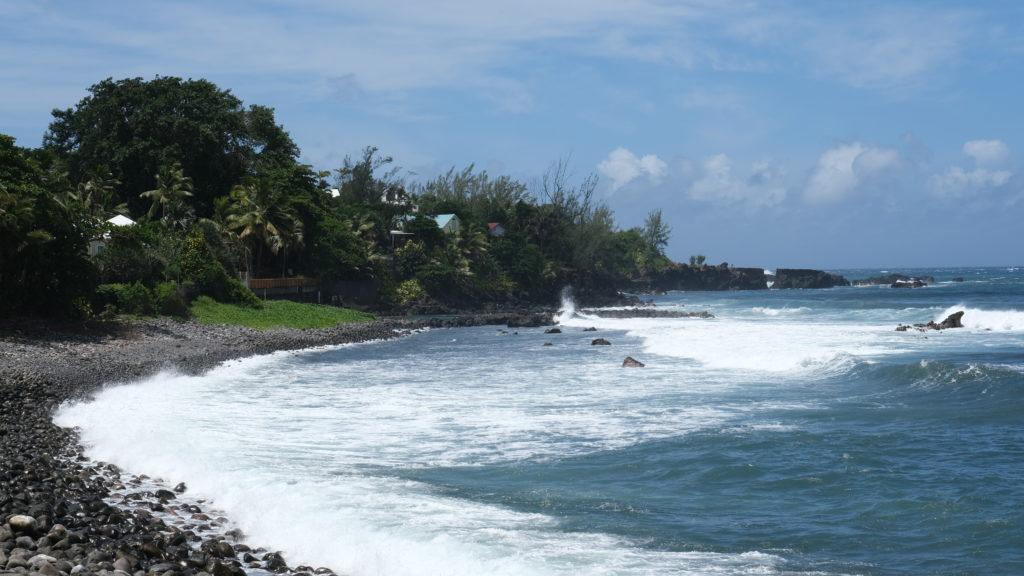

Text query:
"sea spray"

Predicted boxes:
[[556, 286, 576, 324]]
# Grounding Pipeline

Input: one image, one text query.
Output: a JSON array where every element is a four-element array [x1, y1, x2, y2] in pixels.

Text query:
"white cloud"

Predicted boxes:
[[597, 147, 667, 191], [688, 154, 786, 207], [804, 143, 899, 203], [963, 139, 1010, 166], [931, 166, 1012, 198], [931, 140, 1013, 198]]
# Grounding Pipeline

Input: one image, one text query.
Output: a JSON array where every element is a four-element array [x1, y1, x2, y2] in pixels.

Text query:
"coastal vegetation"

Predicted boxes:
[[1, 76, 679, 320], [189, 297, 373, 330]]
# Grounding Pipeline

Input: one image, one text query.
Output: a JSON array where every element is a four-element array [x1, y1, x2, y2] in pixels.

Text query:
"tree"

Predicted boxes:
[[642, 209, 671, 254], [689, 254, 706, 268], [44, 76, 300, 216], [0, 134, 96, 317], [140, 162, 194, 229], [226, 179, 304, 277]]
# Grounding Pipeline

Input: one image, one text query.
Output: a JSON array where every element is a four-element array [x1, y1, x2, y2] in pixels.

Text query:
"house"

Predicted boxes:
[[434, 213, 461, 234], [487, 222, 506, 237], [88, 215, 136, 256]]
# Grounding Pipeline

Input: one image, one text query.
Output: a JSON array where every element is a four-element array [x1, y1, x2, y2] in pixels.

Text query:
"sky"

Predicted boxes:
[[2, 0, 1023, 268]]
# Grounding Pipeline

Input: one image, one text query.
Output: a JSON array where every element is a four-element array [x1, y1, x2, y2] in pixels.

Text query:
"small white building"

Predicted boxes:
[[88, 215, 136, 256], [434, 214, 461, 235]]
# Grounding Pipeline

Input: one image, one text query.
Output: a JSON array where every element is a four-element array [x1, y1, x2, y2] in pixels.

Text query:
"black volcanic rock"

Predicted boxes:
[[854, 274, 934, 287], [891, 279, 927, 288], [644, 264, 767, 292], [581, 308, 714, 319], [896, 311, 965, 332], [622, 356, 645, 368], [772, 269, 850, 289]]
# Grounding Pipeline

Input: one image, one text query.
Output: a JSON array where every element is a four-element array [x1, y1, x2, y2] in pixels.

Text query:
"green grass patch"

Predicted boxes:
[[190, 296, 374, 330]]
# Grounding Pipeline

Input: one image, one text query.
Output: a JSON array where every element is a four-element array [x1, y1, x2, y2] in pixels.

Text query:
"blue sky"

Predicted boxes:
[[2, 0, 1023, 267]]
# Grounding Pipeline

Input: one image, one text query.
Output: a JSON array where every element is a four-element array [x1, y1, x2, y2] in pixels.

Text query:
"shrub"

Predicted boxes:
[[94, 225, 166, 285], [93, 282, 154, 315], [395, 279, 426, 306], [153, 281, 190, 317], [179, 231, 261, 308], [394, 240, 428, 279]]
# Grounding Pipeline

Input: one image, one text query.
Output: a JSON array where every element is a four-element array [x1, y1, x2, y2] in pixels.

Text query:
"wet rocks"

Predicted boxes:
[[896, 311, 965, 332], [591, 338, 611, 346], [890, 279, 927, 288], [622, 357, 645, 368], [853, 273, 934, 287], [582, 327, 598, 332], [544, 328, 562, 334], [7, 514, 38, 535]]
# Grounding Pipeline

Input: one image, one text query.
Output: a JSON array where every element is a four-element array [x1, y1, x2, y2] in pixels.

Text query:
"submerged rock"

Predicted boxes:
[[582, 327, 598, 332], [591, 338, 611, 346], [891, 279, 927, 288], [622, 356, 645, 368], [544, 328, 562, 334]]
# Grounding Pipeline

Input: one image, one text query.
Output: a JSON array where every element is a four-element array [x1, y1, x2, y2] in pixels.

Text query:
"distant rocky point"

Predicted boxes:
[[772, 269, 850, 289]]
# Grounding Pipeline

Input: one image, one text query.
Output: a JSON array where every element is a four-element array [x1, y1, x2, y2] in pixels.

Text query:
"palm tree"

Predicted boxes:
[[140, 162, 194, 229], [226, 180, 303, 277]]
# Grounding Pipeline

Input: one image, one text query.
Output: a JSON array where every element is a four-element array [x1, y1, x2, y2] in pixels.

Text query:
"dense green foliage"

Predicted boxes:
[[190, 296, 372, 330], [0, 136, 97, 317], [1, 76, 676, 319]]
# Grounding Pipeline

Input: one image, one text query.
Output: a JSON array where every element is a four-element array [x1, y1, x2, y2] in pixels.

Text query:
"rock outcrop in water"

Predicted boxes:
[[891, 279, 927, 288], [591, 338, 611, 346], [853, 273, 934, 287], [580, 308, 714, 319], [896, 311, 965, 332], [622, 356, 645, 368], [772, 269, 850, 289]]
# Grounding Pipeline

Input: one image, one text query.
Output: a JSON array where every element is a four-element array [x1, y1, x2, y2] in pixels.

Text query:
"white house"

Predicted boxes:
[[88, 215, 136, 256], [434, 214, 461, 235]]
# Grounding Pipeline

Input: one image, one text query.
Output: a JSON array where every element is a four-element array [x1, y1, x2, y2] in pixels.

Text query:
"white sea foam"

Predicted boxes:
[[55, 342, 806, 576], [750, 306, 811, 317], [935, 305, 1024, 331], [560, 313, 901, 373]]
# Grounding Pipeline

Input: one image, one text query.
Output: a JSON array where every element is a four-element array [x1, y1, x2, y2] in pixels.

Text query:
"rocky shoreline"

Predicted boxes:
[[0, 313, 552, 576]]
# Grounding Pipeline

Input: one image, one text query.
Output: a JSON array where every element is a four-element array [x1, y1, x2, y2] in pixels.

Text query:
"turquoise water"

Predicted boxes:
[[58, 267, 1024, 575]]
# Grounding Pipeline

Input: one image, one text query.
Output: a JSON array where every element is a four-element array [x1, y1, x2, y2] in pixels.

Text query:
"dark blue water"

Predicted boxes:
[[61, 267, 1024, 576]]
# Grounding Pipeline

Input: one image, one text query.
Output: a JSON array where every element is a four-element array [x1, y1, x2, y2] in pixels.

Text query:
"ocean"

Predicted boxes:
[[55, 267, 1024, 575]]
